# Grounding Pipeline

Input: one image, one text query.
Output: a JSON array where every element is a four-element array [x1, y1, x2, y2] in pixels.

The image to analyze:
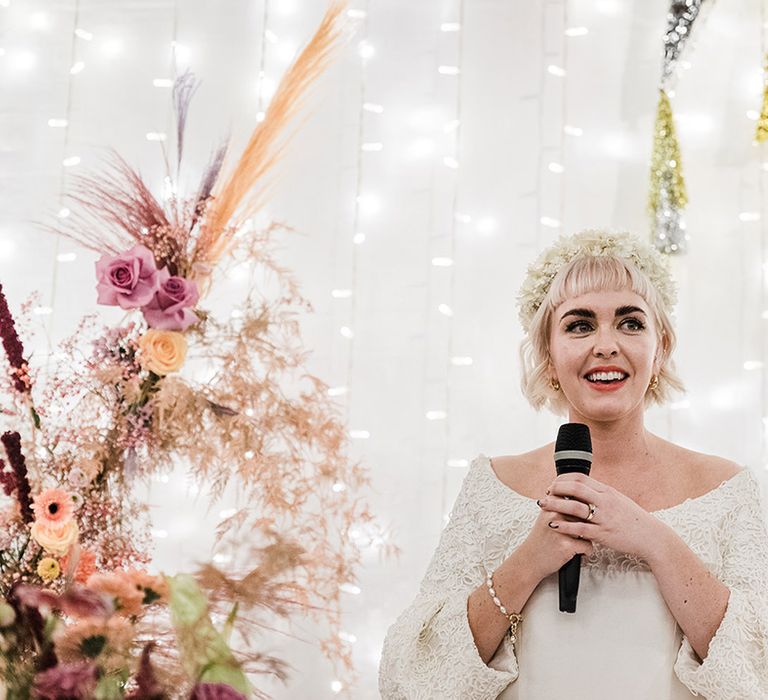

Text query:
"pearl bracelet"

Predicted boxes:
[[485, 569, 523, 644]]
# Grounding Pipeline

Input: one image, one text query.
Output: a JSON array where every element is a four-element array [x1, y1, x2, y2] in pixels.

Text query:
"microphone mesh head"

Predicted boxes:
[[555, 423, 592, 453]]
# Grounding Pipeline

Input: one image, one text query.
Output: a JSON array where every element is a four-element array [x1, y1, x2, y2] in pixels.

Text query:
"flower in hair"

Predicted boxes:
[[516, 229, 677, 333]]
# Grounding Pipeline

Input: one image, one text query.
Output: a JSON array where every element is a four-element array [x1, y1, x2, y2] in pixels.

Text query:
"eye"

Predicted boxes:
[[565, 320, 593, 333], [621, 317, 645, 331]]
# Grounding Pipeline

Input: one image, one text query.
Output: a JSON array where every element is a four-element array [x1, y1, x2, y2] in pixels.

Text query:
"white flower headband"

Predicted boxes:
[[516, 229, 677, 333]]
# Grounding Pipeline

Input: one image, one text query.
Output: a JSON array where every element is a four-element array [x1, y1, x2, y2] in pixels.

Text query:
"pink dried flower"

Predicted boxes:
[[142, 267, 200, 331], [32, 488, 75, 527], [189, 684, 248, 700], [96, 244, 159, 309], [32, 661, 99, 699]]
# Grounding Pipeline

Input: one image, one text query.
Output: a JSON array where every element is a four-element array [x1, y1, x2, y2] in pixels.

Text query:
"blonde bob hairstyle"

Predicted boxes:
[[519, 254, 685, 416]]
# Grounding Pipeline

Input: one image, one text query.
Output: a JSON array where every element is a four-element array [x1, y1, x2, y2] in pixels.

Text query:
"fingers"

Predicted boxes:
[[538, 495, 591, 520], [549, 480, 599, 504], [546, 518, 597, 541]]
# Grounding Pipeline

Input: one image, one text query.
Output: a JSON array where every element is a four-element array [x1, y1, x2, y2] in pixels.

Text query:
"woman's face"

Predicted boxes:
[[548, 287, 659, 423]]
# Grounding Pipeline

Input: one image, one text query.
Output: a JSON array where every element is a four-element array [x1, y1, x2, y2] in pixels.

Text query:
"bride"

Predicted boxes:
[[378, 230, 768, 699]]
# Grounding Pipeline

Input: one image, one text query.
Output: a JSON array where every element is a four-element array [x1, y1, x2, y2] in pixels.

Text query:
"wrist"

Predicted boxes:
[[498, 542, 543, 593], [642, 518, 678, 570]]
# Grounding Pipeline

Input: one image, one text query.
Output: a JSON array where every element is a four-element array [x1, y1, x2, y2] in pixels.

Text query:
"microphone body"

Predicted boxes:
[[554, 423, 593, 613]]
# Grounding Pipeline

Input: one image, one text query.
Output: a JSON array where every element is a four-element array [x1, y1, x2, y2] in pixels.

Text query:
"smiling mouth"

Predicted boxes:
[[584, 373, 629, 385]]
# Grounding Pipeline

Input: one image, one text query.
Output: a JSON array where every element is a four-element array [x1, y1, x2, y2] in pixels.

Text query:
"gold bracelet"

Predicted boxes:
[[485, 569, 523, 644]]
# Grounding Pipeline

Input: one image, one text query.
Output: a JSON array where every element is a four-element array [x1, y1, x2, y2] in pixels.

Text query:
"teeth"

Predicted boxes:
[[586, 371, 627, 382]]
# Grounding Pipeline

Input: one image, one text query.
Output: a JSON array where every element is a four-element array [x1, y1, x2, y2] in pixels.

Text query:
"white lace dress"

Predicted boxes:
[[379, 455, 768, 700]]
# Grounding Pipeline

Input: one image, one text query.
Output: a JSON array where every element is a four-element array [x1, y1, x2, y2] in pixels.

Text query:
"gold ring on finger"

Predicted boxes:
[[585, 502, 596, 521]]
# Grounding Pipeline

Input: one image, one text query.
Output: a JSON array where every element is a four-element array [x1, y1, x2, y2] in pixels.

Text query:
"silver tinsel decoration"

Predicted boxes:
[[650, 0, 708, 255], [661, 0, 706, 88], [653, 179, 687, 255]]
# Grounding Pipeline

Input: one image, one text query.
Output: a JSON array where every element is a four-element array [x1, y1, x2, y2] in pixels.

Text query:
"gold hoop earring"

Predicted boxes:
[[550, 378, 561, 392], [648, 374, 659, 391]]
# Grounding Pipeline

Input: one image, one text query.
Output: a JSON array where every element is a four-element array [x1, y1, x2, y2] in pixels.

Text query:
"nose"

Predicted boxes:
[[593, 327, 619, 358]]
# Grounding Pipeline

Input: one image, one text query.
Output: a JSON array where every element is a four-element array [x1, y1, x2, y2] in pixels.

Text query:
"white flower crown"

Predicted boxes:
[[516, 229, 677, 333]]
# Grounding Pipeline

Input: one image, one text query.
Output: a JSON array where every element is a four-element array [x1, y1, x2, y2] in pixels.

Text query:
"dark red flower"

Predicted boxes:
[[189, 683, 248, 700], [0, 283, 31, 393], [1, 431, 33, 523], [32, 661, 98, 699]]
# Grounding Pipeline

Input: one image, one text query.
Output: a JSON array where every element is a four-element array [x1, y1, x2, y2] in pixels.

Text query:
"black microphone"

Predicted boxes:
[[554, 423, 593, 613]]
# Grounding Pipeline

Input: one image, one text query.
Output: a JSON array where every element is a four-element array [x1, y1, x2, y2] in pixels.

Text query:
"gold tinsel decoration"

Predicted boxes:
[[756, 54, 768, 143], [648, 89, 688, 254]]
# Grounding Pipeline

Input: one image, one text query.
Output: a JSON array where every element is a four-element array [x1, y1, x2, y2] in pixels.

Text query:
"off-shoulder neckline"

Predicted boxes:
[[476, 453, 751, 515]]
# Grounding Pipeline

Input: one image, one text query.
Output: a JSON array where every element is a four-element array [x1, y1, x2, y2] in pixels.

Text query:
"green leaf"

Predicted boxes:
[[167, 574, 249, 695], [94, 674, 125, 700]]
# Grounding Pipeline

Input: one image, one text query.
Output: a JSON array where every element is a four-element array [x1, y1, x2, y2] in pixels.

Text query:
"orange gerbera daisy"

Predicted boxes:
[[31, 488, 74, 527]]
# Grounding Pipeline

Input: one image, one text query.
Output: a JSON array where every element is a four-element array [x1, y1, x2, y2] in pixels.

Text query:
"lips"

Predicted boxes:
[[583, 375, 628, 392]]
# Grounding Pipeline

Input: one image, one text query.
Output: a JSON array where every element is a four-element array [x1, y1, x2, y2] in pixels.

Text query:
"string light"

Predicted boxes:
[[447, 458, 469, 468]]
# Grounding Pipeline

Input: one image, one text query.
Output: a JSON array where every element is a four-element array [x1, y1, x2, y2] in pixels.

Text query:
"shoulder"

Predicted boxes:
[[665, 442, 742, 489], [487, 444, 553, 498]]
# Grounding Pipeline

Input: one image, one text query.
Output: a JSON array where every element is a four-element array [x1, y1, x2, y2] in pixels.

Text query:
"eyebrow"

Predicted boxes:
[[560, 305, 647, 322]]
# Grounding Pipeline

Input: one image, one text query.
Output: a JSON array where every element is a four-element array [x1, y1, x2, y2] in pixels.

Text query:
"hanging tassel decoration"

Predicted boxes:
[[649, 0, 708, 254], [756, 54, 768, 143], [649, 89, 688, 254]]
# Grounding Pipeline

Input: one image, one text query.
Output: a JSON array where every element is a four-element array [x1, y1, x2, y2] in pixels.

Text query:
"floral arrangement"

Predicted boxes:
[[0, 2, 389, 697], [516, 229, 678, 333]]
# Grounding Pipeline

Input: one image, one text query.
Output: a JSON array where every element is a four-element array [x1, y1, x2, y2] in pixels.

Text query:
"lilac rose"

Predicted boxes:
[[142, 267, 200, 331], [95, 244, 159, 309]]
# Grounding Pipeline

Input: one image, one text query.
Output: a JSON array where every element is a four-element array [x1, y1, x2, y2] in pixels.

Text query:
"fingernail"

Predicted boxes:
[[548, 521, 559, 529]]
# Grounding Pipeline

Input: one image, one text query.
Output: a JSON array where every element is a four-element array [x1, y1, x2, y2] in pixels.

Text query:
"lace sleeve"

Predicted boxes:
[[674, 471, 768, 699], [378, 461, 517, 700]]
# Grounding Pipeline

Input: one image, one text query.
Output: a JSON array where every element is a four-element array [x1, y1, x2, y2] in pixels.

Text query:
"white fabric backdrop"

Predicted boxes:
[[2, 0, 767, 696]]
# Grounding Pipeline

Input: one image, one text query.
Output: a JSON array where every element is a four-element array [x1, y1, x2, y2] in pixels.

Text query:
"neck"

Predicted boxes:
[[565, 408, 660, 476]]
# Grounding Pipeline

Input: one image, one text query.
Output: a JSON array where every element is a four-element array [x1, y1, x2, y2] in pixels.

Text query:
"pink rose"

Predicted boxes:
[[141, 268, 199, 331], [95, 245, 159, 309]]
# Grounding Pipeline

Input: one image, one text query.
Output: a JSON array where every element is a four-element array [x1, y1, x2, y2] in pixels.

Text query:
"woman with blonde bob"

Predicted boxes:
[[379, 230, 768, 699]]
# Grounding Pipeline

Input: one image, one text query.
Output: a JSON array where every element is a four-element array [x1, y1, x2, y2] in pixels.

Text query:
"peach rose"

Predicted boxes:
[[137, 329, 187, 376], [31, 520, 79, 557]]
